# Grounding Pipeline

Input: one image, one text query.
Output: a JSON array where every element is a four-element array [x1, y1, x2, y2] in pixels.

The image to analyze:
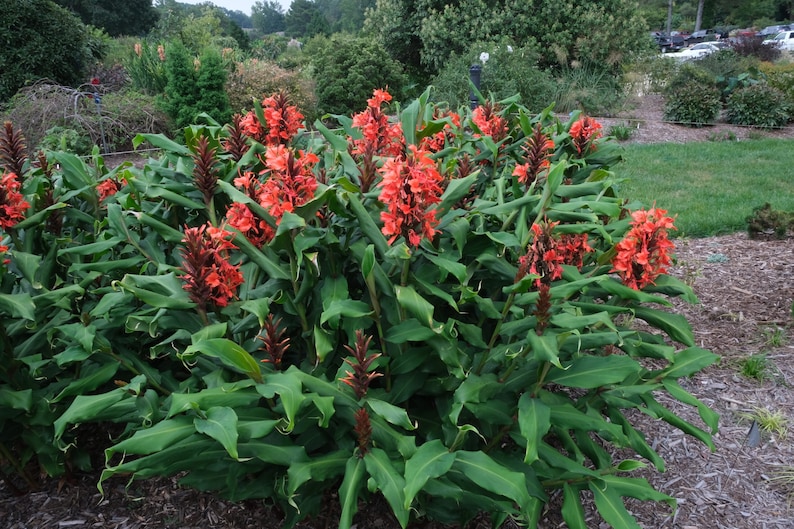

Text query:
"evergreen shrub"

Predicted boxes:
[[726, 83, 791, 128], [663, 64, 722, 126]]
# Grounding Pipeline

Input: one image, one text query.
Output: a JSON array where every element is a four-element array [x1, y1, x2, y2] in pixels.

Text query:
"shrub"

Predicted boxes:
[[553, 61, 627, 115], [38, 126, 94, 155], [0, 0, 93, 101], [225, 59, 318, 122], [431, 41, 556, 111], [663, 64, 722, 126], [0, 90, 717, 527], [304, 34, 407, 115], [730, 36, 782, 62], [726, 83, 791, 128], [760, 61, 794, 106]]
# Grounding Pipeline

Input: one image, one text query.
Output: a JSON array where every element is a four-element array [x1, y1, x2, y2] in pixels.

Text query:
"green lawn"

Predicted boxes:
[[614, 138, 794, 237]]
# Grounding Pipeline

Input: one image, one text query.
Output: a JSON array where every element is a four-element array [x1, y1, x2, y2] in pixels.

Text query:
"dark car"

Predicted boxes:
[[685, 29, 718, 44], [652, 32, 685, 53]]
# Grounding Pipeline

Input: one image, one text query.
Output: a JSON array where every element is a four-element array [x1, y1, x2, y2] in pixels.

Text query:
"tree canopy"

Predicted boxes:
[[54, 0, 158, 36]]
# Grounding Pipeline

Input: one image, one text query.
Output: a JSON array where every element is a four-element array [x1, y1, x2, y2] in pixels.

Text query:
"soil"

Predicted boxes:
[[2, 95, 794, 529]]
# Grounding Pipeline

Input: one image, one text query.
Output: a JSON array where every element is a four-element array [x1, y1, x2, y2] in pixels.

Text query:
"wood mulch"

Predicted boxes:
[[2, 96, 794, 529]]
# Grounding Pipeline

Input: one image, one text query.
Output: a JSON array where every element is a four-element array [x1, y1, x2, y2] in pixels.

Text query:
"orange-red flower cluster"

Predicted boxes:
[[350, 88, 404, 158], [0, 172, 29, 229], [259, 145, 318, 221], [517, 221, 592, 287], [471, 101, 508, 143], [419, 109, 461, 153], [611, 207, 676, 290], [180, 223, 244, 310], [225, 201, 274, 248], [569, 116, 603, 155], [378, 145, 443, 247], [513, 123, 555, 185], [237, 93, 304, 147], [97, 178, 120, 202]]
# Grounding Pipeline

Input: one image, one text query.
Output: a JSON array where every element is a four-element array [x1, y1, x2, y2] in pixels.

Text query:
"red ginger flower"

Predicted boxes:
[[225, 202, 274, 248], [350, 88, 404, 158], [353, 408, 372, 457], [259, 145, 318, 222], [378, 144, 444, 247], [517, 221, 593, 287], [261, 92, 304, 145], [180, 223, 244, 311], [471, 101, 508, 143], [97, 178, 120, 202], [513, 123, 555, 185], [419, 109, 461, 153], [569, 115, 603, 155], [258, 314, 290, 369], [611, 207, 676, 290], [340, 330, 382, 400], [0, 172, 29, 229], [239, 111, 265, 143]]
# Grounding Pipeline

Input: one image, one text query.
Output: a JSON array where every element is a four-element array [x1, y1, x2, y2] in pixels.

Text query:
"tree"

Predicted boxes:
[[54, 0, 158, 36], [695, 0, 705, 30], [0, 0, 93, 101], [285, 0, 328, 38], [252, 0, 286, 34]]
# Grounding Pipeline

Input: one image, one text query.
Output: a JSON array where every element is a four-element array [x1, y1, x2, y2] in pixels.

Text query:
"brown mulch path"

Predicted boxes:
[[3, 96, 794, 528]]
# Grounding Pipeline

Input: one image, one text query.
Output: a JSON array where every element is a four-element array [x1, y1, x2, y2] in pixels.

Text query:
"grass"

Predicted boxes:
[[614, 139, 794, 237]]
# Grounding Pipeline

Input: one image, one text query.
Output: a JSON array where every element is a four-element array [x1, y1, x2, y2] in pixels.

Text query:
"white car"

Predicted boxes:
[[768, 30, 794, 51], [662, 42, 723, 61]]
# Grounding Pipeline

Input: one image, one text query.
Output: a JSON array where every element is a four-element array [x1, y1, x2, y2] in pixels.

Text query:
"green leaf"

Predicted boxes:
[[632, 306, 694, 346], [108, 416, 196, 456], [662, 379, 719, 433], [364, 448, 409, 528], [527, 332, 562, 367], [320, 299, 373, 327], [184, 338, 263, 383], [562, 483, 587, 529], [663, 347, 719, 379], [119, 273, 194, 310], [367, 398, 416, 431], [517, 395, 551, 464], [589, 479, 643, 529], [0, 388, 32, 412], [339, 456, 366, 529], [54, 386, 128, 440], [348, 194, 388, 257], [547, 355, 642, 389], [453, 451, 534, 513], [194, 406, 239, 460], [395, 285, 437, 330], [599, 474, 675, 509], [51, 361, 119, 403], [288, 450, 349, 494], [133, 133, 191, 155], [403, 440, 456, 510], [0, 293, 36, 320], [385, 319, 438, 344], [255, 370, 305, 432]]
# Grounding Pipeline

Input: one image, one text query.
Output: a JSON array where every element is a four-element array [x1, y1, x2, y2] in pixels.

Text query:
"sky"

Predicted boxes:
[[180, 0, 292, 16]]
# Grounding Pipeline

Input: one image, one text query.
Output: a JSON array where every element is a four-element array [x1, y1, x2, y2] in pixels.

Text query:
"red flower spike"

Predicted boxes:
[[353, 408, 372, 457], [97, 179, 120, 202], [222, 114, 251, 161], [611, 207, 676, 290], [239, 111, 266, 143], [0, 172, 29, 229], [0, 122, 28, 177], [261, 92, 304, 146], [226, 202, 274, 248], [517, 221, 593, 287], [569, 115, 603, 156], [179, 223, 244, 311], [420, 109, 461, 153], [258, 314, 290, 369], [258, 146, 318, 223], [533, 283, 552, 335], [340, 330, 382, 400], [191, 136, 221, 207], [513, 123, 555, 185], [378, 145, 444, 247], [350, 88, 404, 159], [471, 101, 508, 143]]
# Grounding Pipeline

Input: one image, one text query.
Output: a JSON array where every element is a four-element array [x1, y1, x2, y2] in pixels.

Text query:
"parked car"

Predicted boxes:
[[756, 24, 793, 39], [663, 42, 724, 61], [652, 32, 685, 53], [767, 30, 794, 51], [685, 29, 718, 44]]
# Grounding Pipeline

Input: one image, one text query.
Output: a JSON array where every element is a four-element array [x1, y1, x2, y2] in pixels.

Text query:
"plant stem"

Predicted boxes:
[[0, 441, 38, 492]]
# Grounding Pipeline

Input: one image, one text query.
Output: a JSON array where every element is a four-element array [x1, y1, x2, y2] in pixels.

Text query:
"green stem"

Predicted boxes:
[[105, 349, 171, 396], [0, 441, 38, 492], [475, 290, 517, 375]]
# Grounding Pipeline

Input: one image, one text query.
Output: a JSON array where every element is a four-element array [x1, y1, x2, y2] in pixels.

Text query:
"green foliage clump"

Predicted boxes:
[[553, 61, 627, 114], [304, 34, 407, 115], [746, 202, 794, 239], [53, 0, 158, 37], [0, 0, 93, 101], [760, 60, 794, 106], [431, 41, 555, 111], [0, 90, 719, 528], [38, 126, 94, 155], [726, 83, 791, 128], [160, 42, 231, 129], [124, 41, 169, 96], [663, 64, 722, 126]]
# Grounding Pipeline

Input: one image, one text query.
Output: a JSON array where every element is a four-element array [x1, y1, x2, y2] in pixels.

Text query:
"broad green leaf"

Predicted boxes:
[[599, 474, 675, 509], [183, 338, 263, 383], [395, 285, 436, 330], [240, 441, 309, 466], [367, 398, 416, 431], [339, 456, 366, 529], [517, 395, 551, 464], [632, 306, 694, 346], [194, 406, 239, 459], [562, 483, 587, 529], [51, 361, 119, 403], [0, 388, 32, 412], [617, 459, 648, 472], [256, 370, 304, 431], [12, 202, 67, 230], [547, 355, 642, 389], [0, 293, 36, 320], [640, 395, 716, 451], [54, 386, 129, 440], [403, 440, 456, 510], [320, 299, 373, 327], [107, 416, 196, 455], [364, 448, 409, 528], [288, 450, 349, 493], [663, 347, 719, 379], [453, 451, 534, 513], [590, 479, 643, 529], [119, 273, 194, 310], [133, 133, 191, 155], [527, 332, 562, 367], [662, 378, 719, 433], [348, 194, 388, 257], [385, 319, 438, 344]]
